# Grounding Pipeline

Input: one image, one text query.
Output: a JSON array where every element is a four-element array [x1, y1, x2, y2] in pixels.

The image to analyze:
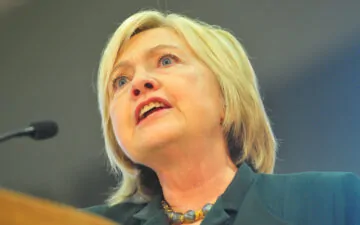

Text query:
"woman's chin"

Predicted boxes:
[[135, 111, 183, 141], [134, 124, 183, 153]]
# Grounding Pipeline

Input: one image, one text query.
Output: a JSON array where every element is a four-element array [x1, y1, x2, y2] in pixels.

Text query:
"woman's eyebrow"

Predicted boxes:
[[111, 44, 180, 75], [145, 44, 180, 57]]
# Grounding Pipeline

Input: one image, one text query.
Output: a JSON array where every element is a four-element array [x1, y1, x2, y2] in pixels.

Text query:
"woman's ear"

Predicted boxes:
[[220, 100, 226, 124], [218, 92, 226, 124]]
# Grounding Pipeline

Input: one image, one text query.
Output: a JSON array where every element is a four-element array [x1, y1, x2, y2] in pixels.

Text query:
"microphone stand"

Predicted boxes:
[[0, 127, 34, 143]]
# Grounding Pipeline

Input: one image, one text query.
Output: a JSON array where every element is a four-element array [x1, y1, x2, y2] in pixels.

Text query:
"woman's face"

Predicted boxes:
[[108, 28, 224, 164]]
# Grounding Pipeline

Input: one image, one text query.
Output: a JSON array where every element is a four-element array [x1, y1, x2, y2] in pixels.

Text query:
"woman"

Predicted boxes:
[[86, 10, 360, 225]]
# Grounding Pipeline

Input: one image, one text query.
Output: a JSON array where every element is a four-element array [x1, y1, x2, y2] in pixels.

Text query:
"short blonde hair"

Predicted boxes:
[[97, 10, 277, 206]]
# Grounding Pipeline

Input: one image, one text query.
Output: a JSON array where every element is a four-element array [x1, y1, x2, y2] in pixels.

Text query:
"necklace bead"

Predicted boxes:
[[202, 203, 213, 216], [183, 210, 196, 222]]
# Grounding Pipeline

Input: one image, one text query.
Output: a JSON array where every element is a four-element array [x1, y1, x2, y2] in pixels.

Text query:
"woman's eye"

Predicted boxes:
[[113, 76, 129, 90], [158, 54, 178, 67]]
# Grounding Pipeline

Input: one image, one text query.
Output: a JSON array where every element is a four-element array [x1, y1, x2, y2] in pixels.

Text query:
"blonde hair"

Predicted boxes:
[[97, 10, 277, 206]]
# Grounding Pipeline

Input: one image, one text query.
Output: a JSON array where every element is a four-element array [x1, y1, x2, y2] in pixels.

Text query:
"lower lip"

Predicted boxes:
[[137, 108, 170, 126]]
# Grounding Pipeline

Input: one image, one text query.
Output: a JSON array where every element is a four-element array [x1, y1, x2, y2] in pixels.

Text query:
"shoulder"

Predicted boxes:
[[255, 170, 360, 202], [256, 170, 360, 193], [254, 170, 360, 224]]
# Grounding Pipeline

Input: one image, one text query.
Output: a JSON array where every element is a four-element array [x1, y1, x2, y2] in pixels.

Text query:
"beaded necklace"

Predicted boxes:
[[161, 200, 213, 224]]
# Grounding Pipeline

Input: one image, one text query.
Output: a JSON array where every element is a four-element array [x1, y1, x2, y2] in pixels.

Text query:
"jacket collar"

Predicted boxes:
[[220, 161, 256, 211], [132, 194, 166, 224], [132, 163, 291, 225]]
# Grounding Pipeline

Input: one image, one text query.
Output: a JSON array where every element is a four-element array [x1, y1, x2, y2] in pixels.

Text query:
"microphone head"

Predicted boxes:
[[29, 121, 58, 140]]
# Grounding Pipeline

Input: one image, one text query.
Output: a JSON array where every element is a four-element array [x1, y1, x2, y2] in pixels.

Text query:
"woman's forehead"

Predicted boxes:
[[118, 28, 184, 57], [112, 28, 190, 70]]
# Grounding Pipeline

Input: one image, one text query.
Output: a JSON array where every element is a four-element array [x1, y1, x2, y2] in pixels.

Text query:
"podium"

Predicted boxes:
[[0, 189, 117, 225]]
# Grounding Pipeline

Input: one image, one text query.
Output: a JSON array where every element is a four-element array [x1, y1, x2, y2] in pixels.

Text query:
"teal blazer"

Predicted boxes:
[[85, 163, 360, 225]]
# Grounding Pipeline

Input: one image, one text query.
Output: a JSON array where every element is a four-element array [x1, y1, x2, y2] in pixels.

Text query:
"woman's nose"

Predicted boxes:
[[130, 75, 159, 98]]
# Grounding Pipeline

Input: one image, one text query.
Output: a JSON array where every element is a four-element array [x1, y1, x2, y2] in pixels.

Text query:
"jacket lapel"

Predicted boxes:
[[133, 195, 168, 225], [232, 184, 292, 225], [221, 163, 292, 225], [200, 198, 231, 225]]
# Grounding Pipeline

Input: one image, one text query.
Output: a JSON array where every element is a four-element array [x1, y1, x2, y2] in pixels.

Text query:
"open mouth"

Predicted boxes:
[[137, 106, 170, 124], [135, 97, 172, 124]]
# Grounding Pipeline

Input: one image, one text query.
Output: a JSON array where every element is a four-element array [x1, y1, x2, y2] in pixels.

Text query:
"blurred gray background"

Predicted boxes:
[[0, 0, 359, 208]]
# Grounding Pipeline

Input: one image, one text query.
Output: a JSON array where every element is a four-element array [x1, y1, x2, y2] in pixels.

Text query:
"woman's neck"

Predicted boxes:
[[153, 139, 237, 213]]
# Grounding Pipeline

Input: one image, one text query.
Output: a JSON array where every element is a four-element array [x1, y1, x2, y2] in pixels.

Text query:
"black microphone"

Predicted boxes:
[[0, 121, 58, 143]]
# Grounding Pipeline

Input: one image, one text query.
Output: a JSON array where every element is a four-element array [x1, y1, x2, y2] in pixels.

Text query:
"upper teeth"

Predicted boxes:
[[139, 102, 166, 119]]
